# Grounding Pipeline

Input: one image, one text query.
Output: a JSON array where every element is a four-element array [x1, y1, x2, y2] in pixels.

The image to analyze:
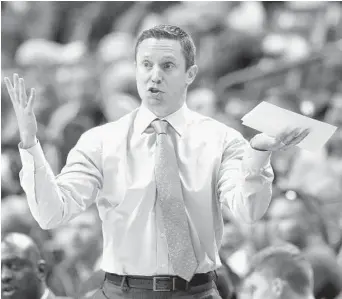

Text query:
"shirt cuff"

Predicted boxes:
[[18, 140, 46, 170], [247, 147, 272, 170]]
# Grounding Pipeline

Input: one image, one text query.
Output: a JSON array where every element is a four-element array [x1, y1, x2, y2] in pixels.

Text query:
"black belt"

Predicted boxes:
[[105, 271, 217, 292]]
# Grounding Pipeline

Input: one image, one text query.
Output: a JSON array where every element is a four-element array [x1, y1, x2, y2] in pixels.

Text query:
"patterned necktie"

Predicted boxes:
[[151, 119, 198, 282]]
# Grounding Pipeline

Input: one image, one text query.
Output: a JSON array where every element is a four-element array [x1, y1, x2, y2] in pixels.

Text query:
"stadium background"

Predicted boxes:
[[1, 1, 342, 298]]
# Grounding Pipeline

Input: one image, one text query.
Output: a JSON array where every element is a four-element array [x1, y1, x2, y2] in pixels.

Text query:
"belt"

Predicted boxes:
[[105, 271, 217, 292]]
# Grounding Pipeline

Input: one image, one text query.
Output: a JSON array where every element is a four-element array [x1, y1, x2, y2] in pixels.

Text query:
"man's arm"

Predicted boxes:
[[19, 127, 103, 230], [4, 74, 103, 230], [217, 131, 274, 223]]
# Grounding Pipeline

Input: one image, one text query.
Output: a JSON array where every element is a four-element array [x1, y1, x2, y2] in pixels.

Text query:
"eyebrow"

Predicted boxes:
[[160, 56, 176, 61], [142, 55, 177, 61], [1, 257, 22, 264]]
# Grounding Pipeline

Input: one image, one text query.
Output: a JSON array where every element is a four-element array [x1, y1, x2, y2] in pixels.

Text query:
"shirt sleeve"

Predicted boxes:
[[18, 127, 103, 229], [217, 130, 274, 223]]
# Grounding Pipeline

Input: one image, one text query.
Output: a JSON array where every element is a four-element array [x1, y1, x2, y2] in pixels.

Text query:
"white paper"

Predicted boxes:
[[241, 101, 338, 152]]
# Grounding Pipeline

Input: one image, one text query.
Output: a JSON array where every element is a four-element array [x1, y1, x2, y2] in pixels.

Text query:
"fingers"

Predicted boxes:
[[19, 78, 28, 105], [281, 127, 301, 145], [27, 88, 36, 110], [289, 128, 310, 145], [280, 128, 310, 150], [4, 74, 30, 108], [4, 77, 17, 104], [13, 73, 19, 102]]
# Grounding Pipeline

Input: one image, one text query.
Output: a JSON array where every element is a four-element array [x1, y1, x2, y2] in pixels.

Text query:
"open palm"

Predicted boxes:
[[4, 73, 37, 147], [251, 127, 310, 151]]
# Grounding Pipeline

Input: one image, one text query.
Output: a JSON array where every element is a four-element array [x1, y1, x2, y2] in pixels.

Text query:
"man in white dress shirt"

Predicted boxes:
[[4, 25, 309, 299]]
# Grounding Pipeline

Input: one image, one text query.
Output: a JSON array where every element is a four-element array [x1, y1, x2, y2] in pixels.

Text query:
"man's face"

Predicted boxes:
[[1, 243, 40, 299], [135, 38, 197, 117], [241, 272, 279, 299]]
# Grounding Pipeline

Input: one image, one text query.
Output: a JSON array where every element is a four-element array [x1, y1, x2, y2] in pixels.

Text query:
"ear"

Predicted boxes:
[[271, 278, 284, 297], [185, 65, 198, 85], [36, 260, 47, 281]]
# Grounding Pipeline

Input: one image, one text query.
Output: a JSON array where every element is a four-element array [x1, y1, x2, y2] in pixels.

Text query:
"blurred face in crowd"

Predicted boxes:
[[1, 235, 44, 299], [327, 129, 342, 157], [53, 209, 100, 259], [241, 272, 308, 299], [241, 272, 281, 299], [187, 88, 217, 118], [135, 38, 198, 117], [267, 198, 308, 247]]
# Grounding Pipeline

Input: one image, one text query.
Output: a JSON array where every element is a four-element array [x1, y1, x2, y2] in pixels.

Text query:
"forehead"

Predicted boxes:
[[1, 242, 27, 261], [136, 38, 183, 61]]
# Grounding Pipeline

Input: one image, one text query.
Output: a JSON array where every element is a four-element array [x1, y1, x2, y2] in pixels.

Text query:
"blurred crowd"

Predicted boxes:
[[1, 1, 342, 298]]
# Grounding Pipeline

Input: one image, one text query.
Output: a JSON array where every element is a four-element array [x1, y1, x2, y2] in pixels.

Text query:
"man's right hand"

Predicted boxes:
[[4, 73, 38, 148]]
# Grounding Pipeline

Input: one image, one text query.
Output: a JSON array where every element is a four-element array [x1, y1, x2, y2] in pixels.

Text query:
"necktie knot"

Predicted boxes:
[[151, 119, 168, 135]]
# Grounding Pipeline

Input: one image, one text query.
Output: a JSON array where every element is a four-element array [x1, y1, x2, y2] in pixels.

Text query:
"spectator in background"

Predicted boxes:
[[1, 197, 71, 297], [1, 149, 22, 197], [265, 196, 342, 299], [51, 206, 102, 296], [100, 60, 138, 100], [1, 195, 52, 250], [1, 232, 71, 299], [186, 87, 217, 118], [240, 244, 314, 299]]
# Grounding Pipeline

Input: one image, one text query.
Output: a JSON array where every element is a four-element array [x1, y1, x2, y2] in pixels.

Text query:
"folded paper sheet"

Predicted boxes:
[[241, 101, 338, 152]]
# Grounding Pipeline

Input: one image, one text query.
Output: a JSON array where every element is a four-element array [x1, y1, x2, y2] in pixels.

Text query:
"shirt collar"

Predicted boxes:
[[41, 288, 50, 299], [135, 103, 189, 137]]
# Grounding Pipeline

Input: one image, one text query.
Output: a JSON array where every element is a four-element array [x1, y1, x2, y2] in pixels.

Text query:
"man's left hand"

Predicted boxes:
[[250, 127, 310, 152]]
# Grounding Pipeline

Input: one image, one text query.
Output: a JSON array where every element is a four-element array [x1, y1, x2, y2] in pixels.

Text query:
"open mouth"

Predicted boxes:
[[148, 87, 163, 95], [2, 285, 16, 296]]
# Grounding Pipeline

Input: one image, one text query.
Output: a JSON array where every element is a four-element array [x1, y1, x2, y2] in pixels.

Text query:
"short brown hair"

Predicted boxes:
[[247, 244, 313, 295], [135, 24, 196, 70]]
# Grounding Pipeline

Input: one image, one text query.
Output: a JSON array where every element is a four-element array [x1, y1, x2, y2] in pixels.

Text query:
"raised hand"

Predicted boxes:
[[4, 73, 38, 148], [250, 127, 311, 152]]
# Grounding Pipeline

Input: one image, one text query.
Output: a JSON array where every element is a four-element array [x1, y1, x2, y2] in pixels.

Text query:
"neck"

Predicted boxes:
[[145, 102, 184, 118], [39, 283, 47, 299]]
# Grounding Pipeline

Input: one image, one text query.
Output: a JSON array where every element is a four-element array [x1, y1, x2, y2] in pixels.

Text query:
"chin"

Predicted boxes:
[[148, 98, 163, 105], [148, 103, 170, 117], [145, 97, 164, 110]]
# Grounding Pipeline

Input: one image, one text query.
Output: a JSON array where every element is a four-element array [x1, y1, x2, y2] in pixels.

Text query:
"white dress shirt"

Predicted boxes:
[[41, 288, 50, 299], [19, 103, 274, 275]]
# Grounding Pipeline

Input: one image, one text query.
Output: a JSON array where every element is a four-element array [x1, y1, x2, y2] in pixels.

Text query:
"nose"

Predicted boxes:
[[151, 66, 162, 84], [1, 266, 13, 283]]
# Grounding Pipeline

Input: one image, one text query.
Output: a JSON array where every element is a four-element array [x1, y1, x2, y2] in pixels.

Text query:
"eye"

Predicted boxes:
[[163, 62, 175, 70], [142, 60, 152, 68], [9, 261, 22, 271]]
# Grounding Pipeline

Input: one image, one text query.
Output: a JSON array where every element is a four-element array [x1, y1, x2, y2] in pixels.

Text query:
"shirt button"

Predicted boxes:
[[160, 233, 165, 238]]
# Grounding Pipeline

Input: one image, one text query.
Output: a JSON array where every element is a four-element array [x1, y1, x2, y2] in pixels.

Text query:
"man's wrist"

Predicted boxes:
[[21, 136, 38, 149]]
